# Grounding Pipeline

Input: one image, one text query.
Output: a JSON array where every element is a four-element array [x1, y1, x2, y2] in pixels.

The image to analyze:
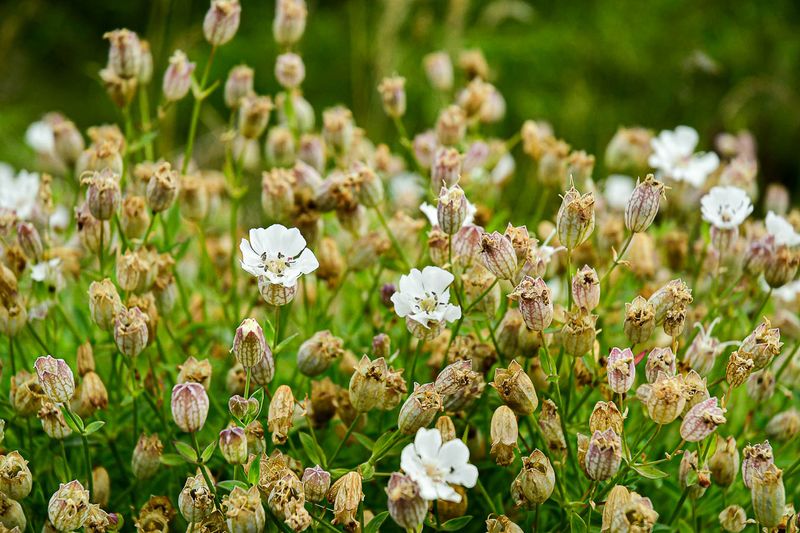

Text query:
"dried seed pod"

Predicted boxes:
[[739, 318, 782, 371], [480, 231, 518, 280], [746, 370, 775, 403], [302, 466, 331, 503], [273, 0, 307, 46], [170, 382, 209, 433], [556, 185, 595, 249], [436, 416, 457, 442], [75, 371, 109, 417], [718, 505, 747, 533], [589, 401, 624, 435], [645, 373, 685, 424], [741, 441, 774, 489], [647, 279, 692, 325], [34, 356, 75, 404], [680, 397, 726, 442], [224, 485, 267, 533], [38, 402, 72, 439], [709, 435, 739, 487], [610, 491, 659, 532], [348, 356, 406, 412], [607, 347, 635, 394], [104, 28, 142, 78], [386, 473, 426, 531], [491, 360, 538, 416], [177, 356, 212, 390], [645, 347, 676, 383], [0, 451, 32, 500], [572, 265, 600, 311], [82, 169, 120, 221], [435, 105, 466, 147], [88, 278, 123, 331], [725, 351, 754, 389], [561, 308, 597, 357], [398, 382, 443, 435], [146, 162, 179, 213], [538, 399, 567, 456], [625, 174, 665, 233], [132, 433, 163, 480], [509, 276, 552, 332], [751, 464, 785, 528], [114, 306, 149, 358], [239, 95, 274, 139], [601, 485, 631, 532], [585, 429, 622, 481], [268, 385, 296, 445], [486, 514, 524, 533], [48, 480, 90, 532], [681, 370, 710, 415], [179, 474, 214, 523], [378, 75, 407, 118], [437, 185, 468, 235], [297, 330, 344, 377], [327, 471, 363, 532], [511, 449, 555, 507], [490, 405, 519, 466]]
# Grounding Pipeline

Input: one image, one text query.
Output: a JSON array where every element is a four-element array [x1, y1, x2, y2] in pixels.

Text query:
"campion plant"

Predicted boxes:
[[0, 1, 799, 532]]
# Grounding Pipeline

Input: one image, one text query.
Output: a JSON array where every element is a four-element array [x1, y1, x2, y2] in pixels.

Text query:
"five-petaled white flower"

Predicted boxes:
[[419, 200, 476, 229], [700, 186, 753, 229], [766, 211, 800, 247], [391, 266, 461, 328], [649, 125, 719, 187], [400, 427, 478, 502], [239, 224, 319, 287], [0, 164, 40, 220], [31, 258, 66, 291]]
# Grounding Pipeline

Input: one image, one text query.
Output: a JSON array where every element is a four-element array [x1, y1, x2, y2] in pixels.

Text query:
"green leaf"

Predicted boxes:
[[83, 421, 106, 435], [159, 453, 184, 466], [369, 431, 398, 459], [441, 516, 473, 531], [247, 457, 261, 485], [353, 432, 375, 451], [274, 333, 299, 355], [201, 440, 217, 463], [251, 388, 265, 420], [631, 463, 669, 480], [329, 468, 350, 479], [364, 511, 389, 533], [218, 480, 249, 492], [299, 432, 325, 467], [685, 469, 698, 487], [60, 406, 84, 433], [569, 511, 587, 532], [358, 462, 374, 481], [174, 440, 197, 462]]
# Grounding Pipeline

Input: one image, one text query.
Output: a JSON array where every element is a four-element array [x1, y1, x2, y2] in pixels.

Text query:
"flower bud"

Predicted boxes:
[[571, 265, 600, 311], [82, 169, 120, 221], [231, 318, 268, 368], [219, 426, 247, 465], [491, 360, 538, 416], [273, 0, 307, 46], [436, 416, 456, 442], [386, 473, 426, 531], [203, 0, 241, 46], [680, 397, 726, 442], [765, 409, 800, 441], [398, 382, 442, 435], [509, 276, 552, 332], [436, 185, 468, 235], [132, 433, 163, 480], [179, 474, 214, 523], [378, 76, 406, 118], [38, 402, 71, 439], [228, 395, 259, 421], [104, 28, 142, 78], [146, 162, 179, 213], [557, 185, 595, 249], [561, 309, 597, 357], [719, 505, 748, 533], [645, 347, 675, 383], [751, 464, 785, 528], [589, 401, 624, 435], [275, 52, 305, 89], [225, 65, 255, 108], [34, 356, 75, 404], [765, 245, 800, 288], [52, 120, 85, 165], [645, 373, 685, 424], [0, 451, 32, 500], [179, 174, 208, 221], [302, 466, 331, 503], [328, 471, 363, 532], [625, 174, 665, 233], [585, 429, 622, 481], [648, 279, 693, 325], [171, 383, 209, 433], [431, 147, 461, 191], [48, 480, 90, 532], [435, 105, 466, 147], [17, 222, 43, 262], [742, 440, 774, 489], [607, 347, 635, 394], [424, 51, 454, 92], [268, 385, 296, 444], [250, 347, 276, 387], [726, 350, 754, 389], [114, 306, 149, 358], [623, 296, 656, 344], [297, 330, 344, 376], [138, 40, 153, 84], [709, 435, 739, 488], [490, 405, 519, 466], [480, 231, 517, 280], [162, 50, 195, 101], [511, 449, 554, 507]]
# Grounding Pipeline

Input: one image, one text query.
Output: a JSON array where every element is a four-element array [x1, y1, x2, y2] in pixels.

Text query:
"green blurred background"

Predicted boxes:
[[1, 0, 799, 191]]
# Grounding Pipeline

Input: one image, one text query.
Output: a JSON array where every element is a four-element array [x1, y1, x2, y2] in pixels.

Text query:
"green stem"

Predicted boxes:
[[139, 85, 155, 160], [191, 432, 219, 500], [374, 206, 411, 268], [329, 416, 360, 465], [182, 46, 217, 175]]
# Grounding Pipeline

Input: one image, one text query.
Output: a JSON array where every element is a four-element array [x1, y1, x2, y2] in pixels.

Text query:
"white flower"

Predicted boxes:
[[389, 173, 425, 212], [604, 174, 635, 210], [0, 164, 40, 220], [25, 120, 55, 154], [239, 224, 319, 287], [31, 258, 65, 291], [419, 200, 476, 228], [391, 266, 461, 328], [491, 153, 515, 185], [773, 280, 800, 304], [700, 186, 753, 229], [49, 206, 71, 231], [400, 427, 478, 502], [649, 125, 719, 187], [766, 211, 800, 247]]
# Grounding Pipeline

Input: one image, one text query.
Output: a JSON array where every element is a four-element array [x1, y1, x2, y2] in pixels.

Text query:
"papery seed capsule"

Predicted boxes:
[[219, 426, 247, 465], [0, 495, 24, 529], [203, 0, 241, 46], [91, 466, 110, 507], [146, 162, 179, 213], [179, 474, 214, 523], [245, 420, 266, 456], [82, 169, 120, 221], [490, 405, 519, 466], [0, 297, 27, 338], [120, 196, 150, 240], [610, 491, 659, 533], [378, 76, 406, 118], [585, 429, 622, 481], [239, 95, 274, 140], [437, 185, 468, 235], [430, 147, 461, 191], [88, 278, 123, 332], [398, 383, 442, 435], [601, 485, 631, 532], [538, 399, 567, 456], [726, 350, 754, 389], [681, 370, 709, 415], [646, 373, 685, 424], [739, 318, 783, 371], [225, 65, 255, 108], [765, 245, 800, 289], [436, 416, 457, 442], [486, 514, 524, 533], [765, 409, 800, 441], [53, 120, 85, 166], [386, 473, 426, 531], [38, 401, 72, 439], [48, 480, 90, 532], [10, 371, 44, 417], [480, 231, 518, 280], [606, 347, 635, 394], [719, 505, 748, 533], [557, 185, 595, 249], [75, 371, 109, 417], [297, 330, 344, 376], [258, 276, 297, 306], [435, 105, 466, 147], [100, 66, 137, 108], [328, 471, 363, 532], [162, 50, 195, 101], [572, 265, 600, 311], [491, 360, 538, 416], [709, 435, 739, 487], [352, 162, 383, 208], [680, 397, 726, 442], [751, 465, 785, 528], [561, 309, 597, 357], [132, 433, 163, 480], [349, 356, 407, 412], [274, 52, 305, 89], [268, 385, 295, 444], [623, 296, 656, 344], [34, 356, 75, 404], [0, 451, 33, 500], [605, 127, 653, 174], [496, 308, 523, 357], [231, 318, 268, 368], [648, 279, 693, 325], [509, 276, 552, 332], [322, 106, 355, 154], [511, 449, 554, 507], [260, 168, 295, 222], [302, 465, 331, 503], [171, 383, 209, 433], [625, 174, 665, 233], [179, 174, 208, 222], [273, 0, 307, 46], [250, 347, 275, 387], [589, 401, 624, 435], [115, 250, 148, 293], [742, 441, 774, 489], [104, 28, 142, 78], [114, 306, 149, 358], [645, 347, 675, 383], [17, 222, 43, 262], [228, 395, 258, 420]]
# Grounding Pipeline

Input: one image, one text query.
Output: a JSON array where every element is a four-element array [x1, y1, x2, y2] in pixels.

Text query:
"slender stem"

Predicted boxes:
[[329, 416, 360, 465], [374, 206, 410, 268], [59, 440, 72, 480], [749, 289, 772, 330], [139, 84, 155, 160], [182, 46, 217, 174], [667, 488, 690, 525], [191, 432, 218, 500], [244, 367, 252, 400], [600, 232, 634, 283], [407, 339, 423, 386], [64, 406, 93, 495], [476, 478, 498, 515]]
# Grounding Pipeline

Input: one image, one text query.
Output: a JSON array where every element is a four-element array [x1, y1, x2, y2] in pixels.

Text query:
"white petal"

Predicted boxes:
[[400, 443, 426, 479], [414, 427, 442, 462], [293, 248, 319, 274], [398, 269, 426, 298], [419, 203, 438, 226], [420, 266, 453, 295], [434, 482, 461, 503], [442, 304, 462, 323], [447, 463, 479, 488], [248, 228, 269, 255], [391, 292, 413, 318], [437, 438, 470, 471], [262, 224, 290, 252], [280, 226, 307, 257], [416, 477, 440, 501]]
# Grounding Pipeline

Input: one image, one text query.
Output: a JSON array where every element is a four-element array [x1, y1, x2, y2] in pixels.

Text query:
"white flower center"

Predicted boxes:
[[261, 252, 292, 276], [417, 294, 439, 313]]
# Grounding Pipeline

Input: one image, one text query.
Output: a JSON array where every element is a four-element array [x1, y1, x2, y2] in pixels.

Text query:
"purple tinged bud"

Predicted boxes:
[[302, 465, 331, 503], [606, 347, 635, 394], [480, 231, 517, 280], [437, 185, 468, 235], [162, 50, 195, 102], [203, 0, 241, 46], [231, 318, 268, 368], [34, 356, 75, 404], [585, 429, 622, 481], [219, 426, 248, 465], [171, 382, 209, 433], [509, 276, 553, 332], [17, 222, 43, 262], [386, 473, 427, 530], [680, 397, 726, 442]]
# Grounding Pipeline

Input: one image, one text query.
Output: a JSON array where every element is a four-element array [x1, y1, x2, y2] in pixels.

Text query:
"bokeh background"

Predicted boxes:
[[1, 0, 799, 191]]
